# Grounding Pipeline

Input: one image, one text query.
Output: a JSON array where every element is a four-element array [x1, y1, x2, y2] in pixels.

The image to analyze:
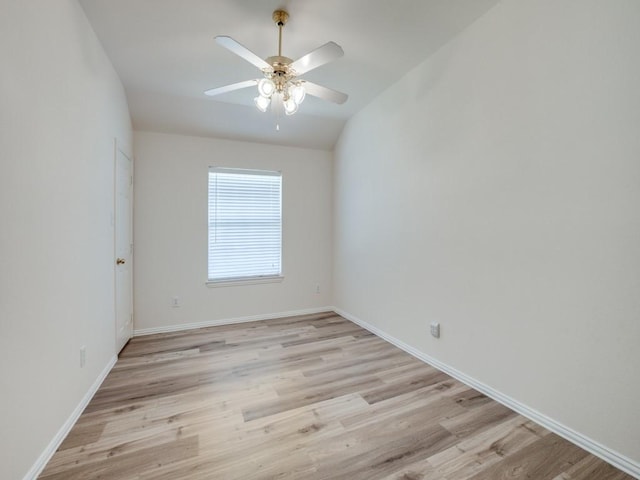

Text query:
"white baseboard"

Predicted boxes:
[[133, 306, 335, 336], [334, 307, 640, 479], [24, 355, 118, 480]]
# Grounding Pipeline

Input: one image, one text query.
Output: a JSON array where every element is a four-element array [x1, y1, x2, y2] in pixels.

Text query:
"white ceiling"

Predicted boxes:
[[79, 0, 499, 150]]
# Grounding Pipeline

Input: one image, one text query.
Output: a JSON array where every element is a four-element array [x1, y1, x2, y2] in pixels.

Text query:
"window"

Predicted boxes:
[[207, 167, 282, 284]]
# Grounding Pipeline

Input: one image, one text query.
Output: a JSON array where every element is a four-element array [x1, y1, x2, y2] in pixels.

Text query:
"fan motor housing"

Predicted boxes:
[[267, 55, 292, 67], [266, 55, 293, 76]]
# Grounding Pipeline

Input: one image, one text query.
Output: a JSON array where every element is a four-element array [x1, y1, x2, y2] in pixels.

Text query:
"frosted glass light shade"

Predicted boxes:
[[258, 78, 276, 98], [254, 95, 271, 112], [291, 84, 305, 104], [283, 97, 298, 115]]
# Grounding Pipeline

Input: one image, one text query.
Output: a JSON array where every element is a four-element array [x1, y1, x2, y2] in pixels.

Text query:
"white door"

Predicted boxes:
[[115, 146, 133, 352]]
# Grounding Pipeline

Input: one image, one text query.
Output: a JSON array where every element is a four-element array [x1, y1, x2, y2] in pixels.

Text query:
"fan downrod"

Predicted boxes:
[[270, 10, 291, 65]]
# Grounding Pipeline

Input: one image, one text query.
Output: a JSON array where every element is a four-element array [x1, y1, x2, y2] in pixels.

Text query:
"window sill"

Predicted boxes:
[[206, 275, 284, 288]]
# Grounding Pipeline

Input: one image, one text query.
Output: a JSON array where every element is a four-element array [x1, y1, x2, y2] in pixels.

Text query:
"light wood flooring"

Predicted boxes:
[[39, 312, 633, 479]]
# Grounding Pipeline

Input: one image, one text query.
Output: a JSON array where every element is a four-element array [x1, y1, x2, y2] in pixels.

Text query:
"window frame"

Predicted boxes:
[[206, 166, 283, 287]]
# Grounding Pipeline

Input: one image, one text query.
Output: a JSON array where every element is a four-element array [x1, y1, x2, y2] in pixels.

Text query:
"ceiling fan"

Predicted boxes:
[[204, 9, 348, 117]]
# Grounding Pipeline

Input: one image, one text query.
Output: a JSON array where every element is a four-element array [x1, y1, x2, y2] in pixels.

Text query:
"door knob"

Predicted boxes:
[[116, 258, 126, 265]]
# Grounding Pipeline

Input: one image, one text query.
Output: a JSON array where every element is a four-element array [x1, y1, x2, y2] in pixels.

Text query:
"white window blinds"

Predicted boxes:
[[208, 167, 282, 282]]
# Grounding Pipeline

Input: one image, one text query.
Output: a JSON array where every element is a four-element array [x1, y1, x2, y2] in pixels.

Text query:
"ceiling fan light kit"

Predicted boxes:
[[204, 9, 348, 120]]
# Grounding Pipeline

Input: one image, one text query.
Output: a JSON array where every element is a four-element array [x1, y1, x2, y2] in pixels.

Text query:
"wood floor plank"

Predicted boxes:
[[362, 368, 451, 405], [429, 416, 549, 479], [38, 312, 634, 480], [466, 433, 589, 480], [55, 420, 107, 451], [40, 435, 198, 480], [242, 373, 386, 422], [379, 459, 445, 480], [310, 423, 458, 480], [553, 454, 635, 480], [440, 400, 518, 438]]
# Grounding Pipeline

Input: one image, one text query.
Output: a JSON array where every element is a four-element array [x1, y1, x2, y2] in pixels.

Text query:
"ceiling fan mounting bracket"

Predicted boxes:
[[272, 10, 289, 27]]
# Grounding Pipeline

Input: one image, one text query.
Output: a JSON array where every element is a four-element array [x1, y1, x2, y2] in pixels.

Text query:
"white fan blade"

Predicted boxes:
[[215, 36, 271, 70], [290, 42, 344, 75], [204, 80, 258, 97], [303, 81, 348, 104]]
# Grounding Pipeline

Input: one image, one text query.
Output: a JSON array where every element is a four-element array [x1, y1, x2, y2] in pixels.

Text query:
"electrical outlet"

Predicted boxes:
[[171, 297, 181, 308], [80, 346, 86, 368], [430, 322, 440, 338], [315, 284, 320, 294]]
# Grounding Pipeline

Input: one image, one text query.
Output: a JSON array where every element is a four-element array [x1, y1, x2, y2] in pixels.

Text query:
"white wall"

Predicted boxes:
[[334, 0, 640, 469], [0, 1, 132, 479], [133, 132, 333, 331]]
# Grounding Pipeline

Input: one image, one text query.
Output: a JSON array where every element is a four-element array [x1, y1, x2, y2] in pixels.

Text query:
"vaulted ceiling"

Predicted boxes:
[[79, 0, 499, 150]]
